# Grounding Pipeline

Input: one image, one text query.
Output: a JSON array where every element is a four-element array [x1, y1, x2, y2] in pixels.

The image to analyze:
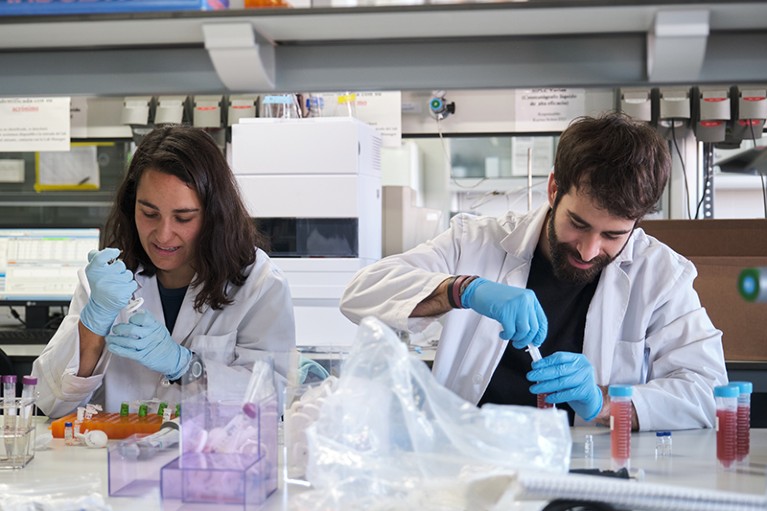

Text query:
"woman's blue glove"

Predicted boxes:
[[527, 351, 603, 421], [460, 277, 548, 348], [80, 248, 138, 336], [106, 311, 192, 381]]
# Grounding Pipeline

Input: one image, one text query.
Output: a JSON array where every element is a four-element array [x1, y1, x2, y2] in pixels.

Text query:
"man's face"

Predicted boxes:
[[547, 179, 636, 284]]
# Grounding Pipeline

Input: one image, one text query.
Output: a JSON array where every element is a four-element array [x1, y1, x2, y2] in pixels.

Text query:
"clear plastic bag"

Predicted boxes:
[[298, 317, 571, 509], [0, 475, 109, 511]]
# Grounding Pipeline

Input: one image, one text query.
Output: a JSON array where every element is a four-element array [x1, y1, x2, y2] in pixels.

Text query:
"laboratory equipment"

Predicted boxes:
[[50, 410, 163, 439], [729, 381, 752, 463], [64, 422, 76, 446], [738, 267, 767, 302], [232, 118, 382, 349], [527, 344, 553, 409], [3, 375, 17, 460], [655, 431, 672, 458], [609, 385, 632, 470], [0, 228, 100, 329], [261, 94, 301, 119], [583, 434, 594, 460], [714, 384, 738, 470]]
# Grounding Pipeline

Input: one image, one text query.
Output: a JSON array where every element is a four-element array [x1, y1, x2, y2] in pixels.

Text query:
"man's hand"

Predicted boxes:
[[461, 278, 548, 349]]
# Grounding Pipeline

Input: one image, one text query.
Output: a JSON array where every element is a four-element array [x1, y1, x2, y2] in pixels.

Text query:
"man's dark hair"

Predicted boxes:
[[104, 125, 266, 311], [553, 112, 671, 220]]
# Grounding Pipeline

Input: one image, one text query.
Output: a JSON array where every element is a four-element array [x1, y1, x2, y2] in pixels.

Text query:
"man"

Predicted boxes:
[[340, 112, 727, 431]]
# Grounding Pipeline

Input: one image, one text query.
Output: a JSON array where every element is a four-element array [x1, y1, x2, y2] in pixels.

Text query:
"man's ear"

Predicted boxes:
[[547, 173, 558, 207]]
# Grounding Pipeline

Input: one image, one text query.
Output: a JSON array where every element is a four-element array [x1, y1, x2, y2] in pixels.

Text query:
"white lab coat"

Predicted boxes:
[[340, 205, 727, 431], [33, 248, 296, 419]]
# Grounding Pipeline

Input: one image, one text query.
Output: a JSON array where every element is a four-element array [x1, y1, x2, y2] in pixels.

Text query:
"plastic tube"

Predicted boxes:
[[527, 345, 553, 409], [714, 385, 738, 470], [729, 381, 752, 463], [609, 385, 632, 470], [3, 375, 17, 458]]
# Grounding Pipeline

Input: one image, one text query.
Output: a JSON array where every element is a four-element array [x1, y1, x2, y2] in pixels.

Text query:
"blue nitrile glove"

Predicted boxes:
[[527, 351, 603, 421], [106, 311, 192, 381], [460, 277, 548, 349], [80, 248, 138, 336]]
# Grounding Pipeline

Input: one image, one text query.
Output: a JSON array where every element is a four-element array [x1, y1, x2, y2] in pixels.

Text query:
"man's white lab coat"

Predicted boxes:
[[33, 248, 296, 418], [341, 205, 727, 430]]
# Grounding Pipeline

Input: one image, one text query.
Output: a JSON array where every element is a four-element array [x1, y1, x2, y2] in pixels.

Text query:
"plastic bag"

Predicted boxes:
[[297, 317, 571, 509], [0, 474, 110, 511]]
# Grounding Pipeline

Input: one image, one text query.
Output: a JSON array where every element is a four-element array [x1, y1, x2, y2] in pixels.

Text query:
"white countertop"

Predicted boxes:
[[4, 422, 766, 511]]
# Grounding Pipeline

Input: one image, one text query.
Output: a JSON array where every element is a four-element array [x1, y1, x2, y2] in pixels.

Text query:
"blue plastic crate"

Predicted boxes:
[[0, 0, 228, 16]]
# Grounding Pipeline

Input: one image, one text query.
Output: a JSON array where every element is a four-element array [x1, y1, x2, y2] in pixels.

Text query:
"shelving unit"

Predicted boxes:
[[0, 1, 766, 95]]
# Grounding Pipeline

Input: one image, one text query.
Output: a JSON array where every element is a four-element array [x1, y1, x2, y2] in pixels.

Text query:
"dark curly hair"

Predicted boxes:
[[553, 112, 671, 220], [104, 125, 266, 311]]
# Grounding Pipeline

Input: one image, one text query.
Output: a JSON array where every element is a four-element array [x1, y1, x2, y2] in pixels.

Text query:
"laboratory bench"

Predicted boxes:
[[5, 421, 766, 511]]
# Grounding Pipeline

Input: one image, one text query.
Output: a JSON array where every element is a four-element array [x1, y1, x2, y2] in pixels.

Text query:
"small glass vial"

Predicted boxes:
[[609, 385, 633, 470], [64, 421, 76, 446], [729, 381, 752, 463], [714, 385, 738, 470], [655, 431, 672, 458]]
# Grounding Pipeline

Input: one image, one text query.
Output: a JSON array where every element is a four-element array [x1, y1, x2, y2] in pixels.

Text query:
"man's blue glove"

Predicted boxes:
[[80, 248, 138, 336], [527, 351, 603, 421], [106, 311, 192, 381], [460, 277, 548, 348]]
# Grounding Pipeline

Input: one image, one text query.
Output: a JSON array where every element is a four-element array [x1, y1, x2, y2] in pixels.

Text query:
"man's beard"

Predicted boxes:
[[547, 209, 615, 285]]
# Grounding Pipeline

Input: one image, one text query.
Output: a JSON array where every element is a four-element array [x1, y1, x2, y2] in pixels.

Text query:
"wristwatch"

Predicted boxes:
[[169, 352, 205, 385]]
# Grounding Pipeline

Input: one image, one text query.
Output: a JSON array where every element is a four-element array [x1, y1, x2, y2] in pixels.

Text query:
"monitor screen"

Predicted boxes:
[[0, 228, 100, 328]]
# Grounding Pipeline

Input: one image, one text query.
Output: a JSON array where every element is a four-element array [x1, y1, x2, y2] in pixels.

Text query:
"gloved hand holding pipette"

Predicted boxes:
[[80, 248, 138, 336], [527, 352, 602, 421], [460, 278, 548, 349], [106, 311, 192, 381]]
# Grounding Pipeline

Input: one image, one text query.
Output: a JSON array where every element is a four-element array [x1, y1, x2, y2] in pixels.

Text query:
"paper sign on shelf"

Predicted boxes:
[[514, 89, 585, 132], [34, 143, 104, 192], [0, 97, 71, 152]]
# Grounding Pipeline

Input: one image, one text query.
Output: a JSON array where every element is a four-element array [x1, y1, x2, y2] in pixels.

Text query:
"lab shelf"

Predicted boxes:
[[0, 1, 766, 95]]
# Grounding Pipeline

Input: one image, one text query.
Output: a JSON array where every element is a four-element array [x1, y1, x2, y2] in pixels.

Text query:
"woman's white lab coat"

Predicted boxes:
[[33, 248, 296, 418], [340, 205, 727, 431]]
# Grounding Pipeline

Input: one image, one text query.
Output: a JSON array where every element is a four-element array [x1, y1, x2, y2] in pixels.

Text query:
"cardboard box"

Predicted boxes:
[[640, 219, 767, 361]]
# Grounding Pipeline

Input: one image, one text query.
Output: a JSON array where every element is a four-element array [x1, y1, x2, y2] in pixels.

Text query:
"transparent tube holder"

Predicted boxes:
[[1, 397, 37, 470]]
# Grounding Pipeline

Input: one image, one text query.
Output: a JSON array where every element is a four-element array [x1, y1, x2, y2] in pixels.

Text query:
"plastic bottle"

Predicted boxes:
[[64, 421, 76, 446], [655, 431, 672, 458], [305, 94, 324, 118], [609, 385, 632, 470], [261, 94, 301, 119], [714, 384, 738, 470], [729, 381, 752, 463]]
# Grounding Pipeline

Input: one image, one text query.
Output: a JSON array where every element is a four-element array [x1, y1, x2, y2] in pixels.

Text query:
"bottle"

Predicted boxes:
[[64, 421, 76, 446], [261, 94, 301, 119], [609, 385, 632, 470], [305, 94, 324, 118], [729, 381, 752, 463], [655, 431, 672, 458], [714, 385, 738, 470]]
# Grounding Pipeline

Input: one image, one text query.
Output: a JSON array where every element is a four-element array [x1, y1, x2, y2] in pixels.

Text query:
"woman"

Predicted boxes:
[[33, 126, 296, 418]]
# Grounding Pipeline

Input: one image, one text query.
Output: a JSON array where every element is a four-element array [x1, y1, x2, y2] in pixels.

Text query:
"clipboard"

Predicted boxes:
[[34, 142, 110, 191]]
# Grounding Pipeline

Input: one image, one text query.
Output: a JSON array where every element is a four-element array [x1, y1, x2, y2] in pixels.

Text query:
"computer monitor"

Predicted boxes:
[[0, 228, 101, 329]]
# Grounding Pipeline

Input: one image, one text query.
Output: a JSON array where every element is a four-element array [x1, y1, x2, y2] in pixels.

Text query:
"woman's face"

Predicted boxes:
[[134, 168, 204, 288]]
